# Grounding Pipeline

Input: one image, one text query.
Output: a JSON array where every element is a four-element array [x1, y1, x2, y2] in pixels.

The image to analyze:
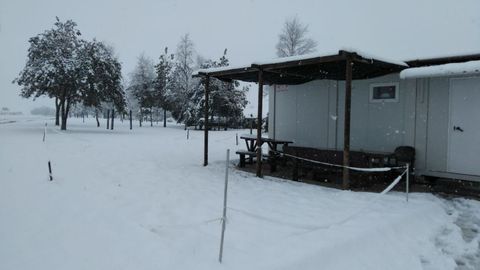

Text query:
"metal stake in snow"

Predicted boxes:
[[43, 123, 47, 142], [219, 149, 230, 263], [48, 161, 53, 181], [406, 164, 410, 202], [43, 123, 53, 181]]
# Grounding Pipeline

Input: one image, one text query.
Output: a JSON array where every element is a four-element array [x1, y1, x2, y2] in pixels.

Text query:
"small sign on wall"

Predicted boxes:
[[276, 85, 289, 92], [369, 82, 399, 103]]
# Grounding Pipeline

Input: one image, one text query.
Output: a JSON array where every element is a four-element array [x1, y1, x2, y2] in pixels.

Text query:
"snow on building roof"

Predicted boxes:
[[192, 64, 251, 76], [251, 47, 408, 67], [193, 48, 408, 76], [400, 60, 480, 79]]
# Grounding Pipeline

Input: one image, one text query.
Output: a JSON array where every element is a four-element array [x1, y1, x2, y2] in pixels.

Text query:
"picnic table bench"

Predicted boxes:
[[236, 134, 293, 171]]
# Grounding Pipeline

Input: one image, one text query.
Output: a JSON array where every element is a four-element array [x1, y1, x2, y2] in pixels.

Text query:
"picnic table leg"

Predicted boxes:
[[239, 154, 246, 168], [292, 157, 299, 181], [270, 152, 277, 173]]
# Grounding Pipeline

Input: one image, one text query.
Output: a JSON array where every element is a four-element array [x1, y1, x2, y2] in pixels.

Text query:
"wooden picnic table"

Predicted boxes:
[[239, 134, 293, 153], [239, 134, 293, 172]]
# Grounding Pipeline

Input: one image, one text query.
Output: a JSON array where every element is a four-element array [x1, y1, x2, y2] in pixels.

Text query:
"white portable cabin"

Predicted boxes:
[[268, 54, 480, 182], [195, 49, 480, 184]]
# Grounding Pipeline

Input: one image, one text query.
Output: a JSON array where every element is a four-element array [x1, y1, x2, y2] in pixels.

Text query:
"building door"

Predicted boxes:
[[448, 77, 480, 176]]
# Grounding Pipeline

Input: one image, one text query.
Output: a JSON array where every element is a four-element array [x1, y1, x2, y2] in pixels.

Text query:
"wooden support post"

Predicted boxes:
[[406, 163, 410, 202], [256, 69, 264, 178], [204, 75, 210, 166], [343, 56, 353, 189]]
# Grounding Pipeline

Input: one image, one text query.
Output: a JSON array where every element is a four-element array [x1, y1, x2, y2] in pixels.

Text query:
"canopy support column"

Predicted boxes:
[[203, 75, 210, 166], [343, 56, 353, 189], [256, 69, 264, 177]]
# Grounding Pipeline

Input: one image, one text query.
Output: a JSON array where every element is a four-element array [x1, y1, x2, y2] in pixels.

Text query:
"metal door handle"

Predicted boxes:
[[454, 126, 464, 132]]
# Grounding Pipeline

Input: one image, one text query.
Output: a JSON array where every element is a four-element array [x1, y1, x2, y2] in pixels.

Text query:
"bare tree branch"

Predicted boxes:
[[275, 16, 317, 57]]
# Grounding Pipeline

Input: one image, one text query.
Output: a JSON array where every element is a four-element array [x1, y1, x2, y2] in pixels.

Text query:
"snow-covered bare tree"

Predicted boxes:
[[170, 34, 197, 127], [154, 47, 175, 127], [275, 16, 317, 57], [127, 53, 156, 126]]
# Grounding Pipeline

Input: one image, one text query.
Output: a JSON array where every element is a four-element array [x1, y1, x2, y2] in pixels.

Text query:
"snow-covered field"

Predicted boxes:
[[1, 116, 479, 270]]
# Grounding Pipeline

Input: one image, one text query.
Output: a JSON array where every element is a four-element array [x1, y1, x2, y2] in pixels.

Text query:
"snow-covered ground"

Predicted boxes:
[[1, 116, 479, 270]]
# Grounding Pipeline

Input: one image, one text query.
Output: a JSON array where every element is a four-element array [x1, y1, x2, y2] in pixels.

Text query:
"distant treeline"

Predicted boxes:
[[30, 106, 56, 116], [0, 107, 23, 115]]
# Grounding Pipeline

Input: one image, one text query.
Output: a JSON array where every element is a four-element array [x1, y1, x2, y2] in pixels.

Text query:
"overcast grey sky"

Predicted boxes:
[[1, 0, 479, 113]]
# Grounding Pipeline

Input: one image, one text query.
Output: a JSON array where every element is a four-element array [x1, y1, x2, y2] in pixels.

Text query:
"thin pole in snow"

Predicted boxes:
[[48, 161, 53, 181], [43, 123, 47, 142], [406, 163, 410, 202], [235, 133, 238, 145], [219, 149, 230, 263], [43, 122, 53, 181], [187, 129, 189, 140]]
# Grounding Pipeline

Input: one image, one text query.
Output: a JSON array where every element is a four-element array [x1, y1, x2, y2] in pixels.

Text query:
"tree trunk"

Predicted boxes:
[[163, 109, 167, 127], [129, 110, 132, 130], [55, 97, 60, 126], [111, 109, 114, 130], [95, 110, 100, 127], [60, 99, 66, 130], [150, 107, 153, 127], [106, 110, 110, 130], [60, 99, 71, 130]]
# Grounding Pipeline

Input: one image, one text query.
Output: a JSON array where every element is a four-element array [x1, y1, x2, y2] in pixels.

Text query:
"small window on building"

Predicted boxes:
[[369, 83, 399, 103]]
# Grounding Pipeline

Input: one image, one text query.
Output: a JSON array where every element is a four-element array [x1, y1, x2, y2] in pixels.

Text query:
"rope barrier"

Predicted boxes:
[[270, 149, 406, 172], [144, 217, 223, 232], [227, 166, 409, 238]]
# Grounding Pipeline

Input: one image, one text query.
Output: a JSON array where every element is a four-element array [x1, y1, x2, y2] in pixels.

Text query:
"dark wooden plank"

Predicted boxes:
[[343, 56, 353, 189], [256, 70, 264, 177], [203, 76, 210, 166]]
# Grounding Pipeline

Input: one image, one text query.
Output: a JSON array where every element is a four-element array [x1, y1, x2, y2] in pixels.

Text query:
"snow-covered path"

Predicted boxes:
[[1, 116, 479, 270]]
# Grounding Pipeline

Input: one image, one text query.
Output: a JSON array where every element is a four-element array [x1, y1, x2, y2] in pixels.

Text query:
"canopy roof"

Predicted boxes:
[[193, 49, 408, 85]]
